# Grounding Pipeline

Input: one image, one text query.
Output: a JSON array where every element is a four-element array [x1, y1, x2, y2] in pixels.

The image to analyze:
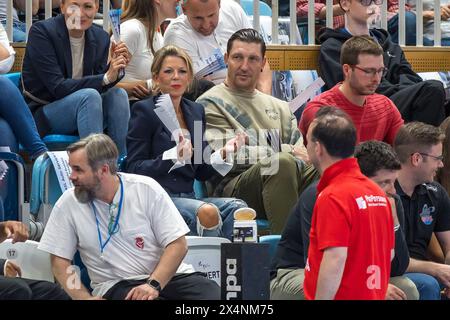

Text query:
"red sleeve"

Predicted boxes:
[[299, 102, 321, 146], [297, 0, 325, 18], [385, 100, 404, 145], [315, 194, 351, 251]]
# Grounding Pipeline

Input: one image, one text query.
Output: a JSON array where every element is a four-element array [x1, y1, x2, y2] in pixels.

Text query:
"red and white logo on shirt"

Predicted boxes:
[[135, 237, 144, 250]]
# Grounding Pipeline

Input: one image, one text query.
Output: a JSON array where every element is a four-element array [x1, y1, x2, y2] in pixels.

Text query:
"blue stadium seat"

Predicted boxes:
[[259, 234, 281, 261], [0, 151, 26, 221], [2, 72, 21, 87], [117, 155, 127, 172], [241, 0, 272, 16], [42, 134, 79, 151]]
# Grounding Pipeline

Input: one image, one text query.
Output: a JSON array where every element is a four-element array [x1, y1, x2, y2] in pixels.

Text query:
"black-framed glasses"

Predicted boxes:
[[359, 0, 384, 6], [418, 152, 444, 162], [352, 65, 388, 77]]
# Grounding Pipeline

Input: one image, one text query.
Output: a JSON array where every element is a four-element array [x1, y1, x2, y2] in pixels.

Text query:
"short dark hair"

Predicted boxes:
[[310, 107, 357, 159], [394, 122, 445, 163], [340, 35, 383, 66], [227, 28, 266, 57], [355, 141, 401, 177]]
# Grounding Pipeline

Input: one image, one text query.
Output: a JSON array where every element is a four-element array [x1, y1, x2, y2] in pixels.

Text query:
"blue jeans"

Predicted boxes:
[[387, 11, 419, 45], [170, 192, 248, 240], [42, 87, 130, 156], [425, 37, 450, 46], [1, 20, 26, 42], [405, 272, 445, 300], [0, 77, 47, 158]]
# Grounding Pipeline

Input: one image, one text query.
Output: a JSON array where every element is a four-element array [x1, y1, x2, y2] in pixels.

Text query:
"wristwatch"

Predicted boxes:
[[146, 278, 161, 292]]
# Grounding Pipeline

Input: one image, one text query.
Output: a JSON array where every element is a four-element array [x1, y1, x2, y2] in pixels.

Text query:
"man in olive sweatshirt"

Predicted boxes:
[[197, 28, 318, 234]]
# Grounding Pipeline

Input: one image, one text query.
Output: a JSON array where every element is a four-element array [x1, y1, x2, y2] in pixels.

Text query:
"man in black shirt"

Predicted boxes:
[[394, 122, 450, 300], [270, 139, 418, 300]]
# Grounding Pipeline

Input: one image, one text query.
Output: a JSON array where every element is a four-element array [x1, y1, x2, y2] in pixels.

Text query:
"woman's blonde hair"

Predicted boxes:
[[151, 45, 194, 94], [121, 0, 158, 54]]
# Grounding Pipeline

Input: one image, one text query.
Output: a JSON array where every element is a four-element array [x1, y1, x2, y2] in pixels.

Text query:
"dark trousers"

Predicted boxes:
[[389, 80, 446, 126], [103, 272, 220, 300], [0, 276, 70, 300]]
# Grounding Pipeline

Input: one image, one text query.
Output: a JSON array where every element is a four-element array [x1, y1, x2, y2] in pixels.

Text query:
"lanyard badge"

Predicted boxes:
[[91, 175, 124, 254]]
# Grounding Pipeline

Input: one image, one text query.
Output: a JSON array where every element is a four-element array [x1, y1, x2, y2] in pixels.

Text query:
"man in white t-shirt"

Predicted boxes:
[[38, 134, 220, 300], [164, 0, 272, 93]]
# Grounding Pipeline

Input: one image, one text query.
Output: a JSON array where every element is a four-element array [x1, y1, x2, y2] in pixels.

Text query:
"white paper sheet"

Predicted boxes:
[[47, 151, 73, 192]]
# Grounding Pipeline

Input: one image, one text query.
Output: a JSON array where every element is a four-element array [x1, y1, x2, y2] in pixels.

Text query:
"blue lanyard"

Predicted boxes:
[[91, 175, 124, 254]]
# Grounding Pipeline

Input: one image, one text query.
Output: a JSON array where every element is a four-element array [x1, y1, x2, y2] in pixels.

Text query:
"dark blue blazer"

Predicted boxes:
[[126, 96, 217, 195], [22, 15, 118, 123]]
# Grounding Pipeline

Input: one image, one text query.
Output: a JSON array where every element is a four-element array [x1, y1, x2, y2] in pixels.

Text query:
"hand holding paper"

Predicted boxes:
[[108, 9, 125, 79], [177, 134, 193, 162]]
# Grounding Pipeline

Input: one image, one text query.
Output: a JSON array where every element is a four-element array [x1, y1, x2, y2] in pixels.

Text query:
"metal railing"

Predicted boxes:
[[2, 0, 446, 46]]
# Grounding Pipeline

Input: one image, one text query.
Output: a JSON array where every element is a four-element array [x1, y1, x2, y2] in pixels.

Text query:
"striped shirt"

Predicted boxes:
[[299, 83, 404, 145]]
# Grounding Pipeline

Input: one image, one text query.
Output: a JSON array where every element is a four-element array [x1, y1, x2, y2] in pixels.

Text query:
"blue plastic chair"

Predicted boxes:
[[0, 152, 26, 221], [259, 234, 281, 261], [241, 0, 272, 16], [2, 72, 21, 87], [42, 134, 79, 151]]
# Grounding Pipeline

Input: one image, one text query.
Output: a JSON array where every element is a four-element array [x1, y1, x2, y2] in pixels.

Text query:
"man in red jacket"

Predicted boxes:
[[303, 108, 395, 300], [299, 35, 404, 145]]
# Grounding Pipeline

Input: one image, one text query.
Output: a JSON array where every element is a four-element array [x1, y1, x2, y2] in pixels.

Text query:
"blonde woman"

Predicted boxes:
[[126, 45, 248, 240]]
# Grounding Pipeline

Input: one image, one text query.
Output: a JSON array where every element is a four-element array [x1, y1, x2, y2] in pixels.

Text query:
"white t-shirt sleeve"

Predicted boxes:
[[119, 20, 142, 56], [164, 23, 202, 72], [147, 185, 190, 249], [0, 24, 14, 74], [38, 194, 78, 260]]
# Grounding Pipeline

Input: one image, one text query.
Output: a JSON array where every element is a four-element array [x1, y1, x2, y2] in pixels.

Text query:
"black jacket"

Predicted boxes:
[[126, 96, 217, 195], [318, 27, 423, 96], [21, 15, 120, 135]]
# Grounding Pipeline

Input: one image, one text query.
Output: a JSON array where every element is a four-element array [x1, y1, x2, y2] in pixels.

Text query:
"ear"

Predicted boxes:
[[342, 64, 351, 79], [410, 152, 421, 167], [224, 52, 229, 65], [340, 0, 351, 12], [261, 56, 267, 70]]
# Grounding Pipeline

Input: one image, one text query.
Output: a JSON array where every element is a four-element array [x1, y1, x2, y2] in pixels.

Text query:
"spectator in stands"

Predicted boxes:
[[115, 0, 178, 101], [197, 29, 319, 234], [394, 122, 450, 300], [437, 117, 450, 194], [0, 220, 70, 300], [126, 45, 248, 240], [22, 0, 130, 156], [0, 0, 39, 42], [38, 134, 220, 300], [303, 109, 394, 300], [0, 24, 47, 159], [300, 35, 404, 145], [271, 112, 418, 300], [295, 0, 418, 45], [409, 0, 450, 46], [163, 0, 272, 94], [318, 0, 447, 126]]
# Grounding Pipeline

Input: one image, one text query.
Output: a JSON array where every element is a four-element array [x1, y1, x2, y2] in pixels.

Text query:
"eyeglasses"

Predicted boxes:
[[359, 0, 384, 6], [352, 65, 388, 77], [419, 152, 444, 162]]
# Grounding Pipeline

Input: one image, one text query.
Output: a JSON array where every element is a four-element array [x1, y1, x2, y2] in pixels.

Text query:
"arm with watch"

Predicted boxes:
[[125, 236, 188, 300]]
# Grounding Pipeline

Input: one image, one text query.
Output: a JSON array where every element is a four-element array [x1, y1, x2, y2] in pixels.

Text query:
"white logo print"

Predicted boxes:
[[356, 197, 367, 210]]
